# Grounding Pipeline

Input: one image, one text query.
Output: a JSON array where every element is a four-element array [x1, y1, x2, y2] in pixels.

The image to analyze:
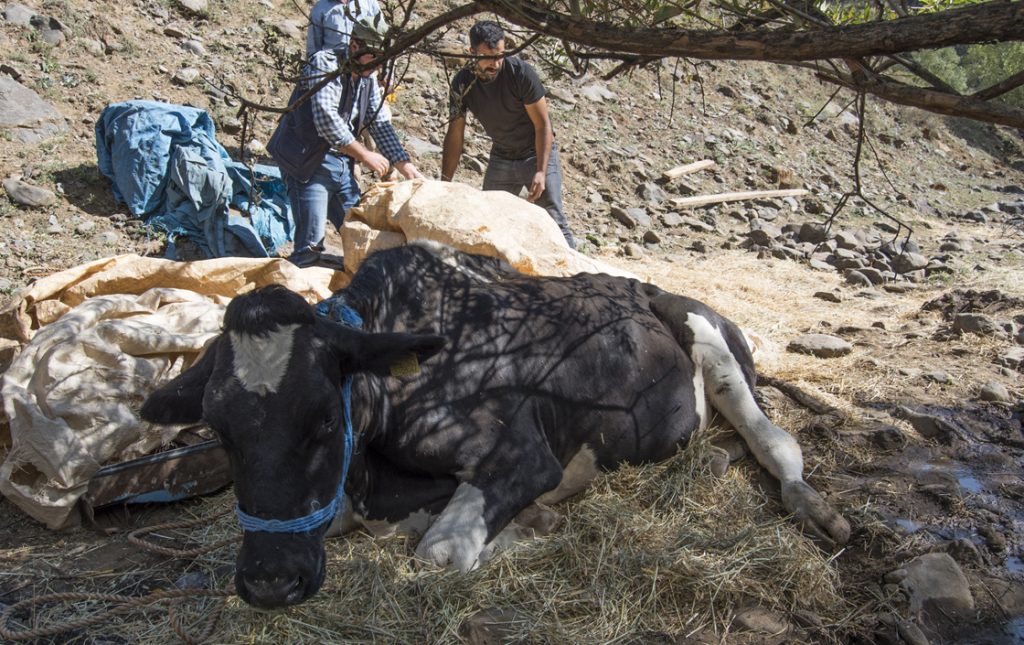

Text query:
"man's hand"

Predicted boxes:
[[394, 160, 424, 180], [527, 171, 546, 202], [356, 149, 390, 176]]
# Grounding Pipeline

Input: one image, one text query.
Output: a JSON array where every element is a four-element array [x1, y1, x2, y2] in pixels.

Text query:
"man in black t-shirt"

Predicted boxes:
[[441, 20, 576, 248]]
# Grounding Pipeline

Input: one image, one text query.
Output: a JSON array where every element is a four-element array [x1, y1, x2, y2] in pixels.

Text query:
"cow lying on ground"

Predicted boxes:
[[142, 242, 849, 609]]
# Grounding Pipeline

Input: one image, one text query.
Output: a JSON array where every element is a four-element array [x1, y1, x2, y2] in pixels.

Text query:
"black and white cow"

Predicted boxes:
[[142, 242, 849, 609]]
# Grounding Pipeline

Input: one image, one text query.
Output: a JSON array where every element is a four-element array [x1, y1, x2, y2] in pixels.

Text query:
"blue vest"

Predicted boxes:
[[268, 54, 373, 182]]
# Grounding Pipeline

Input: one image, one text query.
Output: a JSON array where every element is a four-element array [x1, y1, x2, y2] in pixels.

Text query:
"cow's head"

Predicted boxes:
[[141, 285, 444, 609]]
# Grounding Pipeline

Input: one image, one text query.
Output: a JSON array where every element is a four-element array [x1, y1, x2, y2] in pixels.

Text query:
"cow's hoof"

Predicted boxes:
[[414, 531, 483, 572], [709, 448, 730, 478], [781, 480, 851, 547]]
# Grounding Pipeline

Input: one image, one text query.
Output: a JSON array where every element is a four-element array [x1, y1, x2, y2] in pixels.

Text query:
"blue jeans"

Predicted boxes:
[[284, 153, 360, 267], [483, 143, 576, 249]]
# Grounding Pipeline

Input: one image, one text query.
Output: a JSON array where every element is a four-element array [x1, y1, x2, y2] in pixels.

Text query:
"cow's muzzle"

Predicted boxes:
[[234, 533, 327, 608]]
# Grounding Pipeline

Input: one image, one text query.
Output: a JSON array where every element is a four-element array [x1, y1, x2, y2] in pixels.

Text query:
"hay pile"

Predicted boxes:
[[2, 425, 852, 644]]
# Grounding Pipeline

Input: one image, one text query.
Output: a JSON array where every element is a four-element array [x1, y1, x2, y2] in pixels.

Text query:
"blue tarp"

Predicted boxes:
[[95, 100, 293, 259]]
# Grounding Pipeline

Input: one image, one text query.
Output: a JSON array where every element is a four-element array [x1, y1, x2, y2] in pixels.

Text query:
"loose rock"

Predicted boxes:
[[3, 178, 57, 207], [845, 270, 874, 287], [896, 553, 974, 633], [0, 76, 68, 143], [787, 333, 853, 358], [953, 313, 1002, 337], [893, 252, 929, 274], [610, 205, 637, 228], [733, 607, 789, 635], [171, 67, 200, 85], [459, 608, 528, 645], [814, 291, 842, 303], [274, 20, 303, 40], [894, 406, 960, 443], [798, 221, 828, 243], [622, 242, 643, 257], [978, 381, 1011, 403], [580, 83, 617, 103], [177, 0, 209, 14], [2, 3, 35, 26]]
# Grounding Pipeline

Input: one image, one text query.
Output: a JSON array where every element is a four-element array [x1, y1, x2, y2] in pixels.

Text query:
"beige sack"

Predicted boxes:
[[0, 255, 338, 528], [345, 180, 637, 279]]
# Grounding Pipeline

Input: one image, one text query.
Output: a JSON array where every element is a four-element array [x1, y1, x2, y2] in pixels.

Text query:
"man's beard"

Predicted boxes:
[[474, 67, 498, 81]]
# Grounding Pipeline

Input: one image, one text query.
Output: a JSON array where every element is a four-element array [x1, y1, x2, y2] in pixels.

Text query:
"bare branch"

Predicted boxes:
[[970, 68, 1024, 101], [818, 68, 1024, 129], [887, 54, 959, 94], [477, 0, 1024, 61]]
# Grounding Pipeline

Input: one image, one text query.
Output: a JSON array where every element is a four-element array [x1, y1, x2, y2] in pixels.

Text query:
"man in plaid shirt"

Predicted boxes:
[[282, 16, 422, 268]]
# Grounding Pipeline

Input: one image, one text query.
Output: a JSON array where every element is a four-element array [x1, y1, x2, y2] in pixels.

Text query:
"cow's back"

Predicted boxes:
[[345, 245, 700, 470]]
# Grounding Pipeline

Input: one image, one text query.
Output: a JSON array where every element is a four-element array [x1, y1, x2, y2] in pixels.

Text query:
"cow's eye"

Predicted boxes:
[[319, 415, 338, 436]]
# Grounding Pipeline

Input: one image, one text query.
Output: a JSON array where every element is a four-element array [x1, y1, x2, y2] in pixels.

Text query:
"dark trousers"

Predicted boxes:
[[482, 143, 576, 249]]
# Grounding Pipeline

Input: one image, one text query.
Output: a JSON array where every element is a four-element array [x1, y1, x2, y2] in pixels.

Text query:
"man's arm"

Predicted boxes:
[[309, 52, 360, 150], [366, 77, 421, 179], [524, 97, 554, 202], [441, 115, 466, 181]]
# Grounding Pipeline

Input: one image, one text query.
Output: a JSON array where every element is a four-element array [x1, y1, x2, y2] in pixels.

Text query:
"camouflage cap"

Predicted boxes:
[[350, 14, 389, 49]]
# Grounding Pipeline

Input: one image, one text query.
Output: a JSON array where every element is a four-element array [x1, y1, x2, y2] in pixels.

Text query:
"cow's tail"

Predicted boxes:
[[641, 283, 758, 392]]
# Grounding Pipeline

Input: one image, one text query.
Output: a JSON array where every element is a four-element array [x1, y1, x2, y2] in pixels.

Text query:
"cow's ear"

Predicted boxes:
[[141, 337, 220, 424], [331, 327, 446, 377]]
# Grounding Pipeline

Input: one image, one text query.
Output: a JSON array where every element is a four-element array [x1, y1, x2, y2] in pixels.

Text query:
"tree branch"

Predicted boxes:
[[888, 54, 959, 94], [970, 68, 1024, 101], [817, 68, 1024, 129], [477, 0, 1024, 61]]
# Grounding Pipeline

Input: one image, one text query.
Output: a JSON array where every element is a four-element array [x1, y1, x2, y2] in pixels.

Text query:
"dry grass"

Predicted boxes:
[[45, 426, 847, 644]]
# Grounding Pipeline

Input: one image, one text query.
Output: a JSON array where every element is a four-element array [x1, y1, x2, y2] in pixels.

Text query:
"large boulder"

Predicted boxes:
[[0, 75, 67, 143]]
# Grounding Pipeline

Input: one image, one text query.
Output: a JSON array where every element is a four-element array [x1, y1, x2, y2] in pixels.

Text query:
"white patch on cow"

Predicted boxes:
[[537, 446, 599, 505], [357, 509, 435, 539], [414, 483, 488, 572], [691, 357, 708, 432], [325, 495, 357, 538], [684, 313, 804, 484], [229, 325, 298, 396]]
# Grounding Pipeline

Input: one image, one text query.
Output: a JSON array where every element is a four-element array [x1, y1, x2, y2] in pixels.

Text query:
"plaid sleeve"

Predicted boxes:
[[307, 51, 356, 149], [368, 78, 409, 163]]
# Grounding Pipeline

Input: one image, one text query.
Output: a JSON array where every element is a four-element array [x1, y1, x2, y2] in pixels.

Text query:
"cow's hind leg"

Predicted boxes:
[[685, 313, 851, 547]]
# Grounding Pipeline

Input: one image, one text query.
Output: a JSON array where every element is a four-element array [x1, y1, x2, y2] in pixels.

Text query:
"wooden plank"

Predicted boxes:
[[671, 188, 808, 209], [661, 159, 717, 181]]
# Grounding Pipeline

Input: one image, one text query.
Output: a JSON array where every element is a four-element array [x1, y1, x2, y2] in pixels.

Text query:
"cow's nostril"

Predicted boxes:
[[285, 575, 304, 600]]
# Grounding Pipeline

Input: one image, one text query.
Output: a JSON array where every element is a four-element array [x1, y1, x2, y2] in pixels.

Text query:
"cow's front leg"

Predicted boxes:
[[414, 482, 490, 571], [708, 367, 850, 545], [415, 443, 562, 571]]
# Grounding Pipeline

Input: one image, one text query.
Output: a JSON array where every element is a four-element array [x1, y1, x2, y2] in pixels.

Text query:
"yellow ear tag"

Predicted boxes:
[[389, 352, 421, 377]]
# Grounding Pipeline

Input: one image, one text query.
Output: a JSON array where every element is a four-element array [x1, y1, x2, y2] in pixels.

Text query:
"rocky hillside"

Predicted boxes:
[[2, 2, 1024, 642], [2, 0, 1024, 302]]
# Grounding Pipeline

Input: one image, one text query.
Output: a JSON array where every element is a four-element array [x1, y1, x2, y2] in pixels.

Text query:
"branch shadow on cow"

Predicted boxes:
[[142, 242, 849, 609]]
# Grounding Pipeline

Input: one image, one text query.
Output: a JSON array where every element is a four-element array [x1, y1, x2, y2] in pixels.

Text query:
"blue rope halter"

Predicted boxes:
[[234, 296, 363, 534]]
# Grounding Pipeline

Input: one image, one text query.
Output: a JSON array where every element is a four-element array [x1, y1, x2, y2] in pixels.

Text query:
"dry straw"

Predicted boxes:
[[109, 427, 846, 644]]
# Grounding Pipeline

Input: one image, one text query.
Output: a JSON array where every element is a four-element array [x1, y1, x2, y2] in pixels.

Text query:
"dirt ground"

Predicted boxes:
[[1, 0, 1023, 643]]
